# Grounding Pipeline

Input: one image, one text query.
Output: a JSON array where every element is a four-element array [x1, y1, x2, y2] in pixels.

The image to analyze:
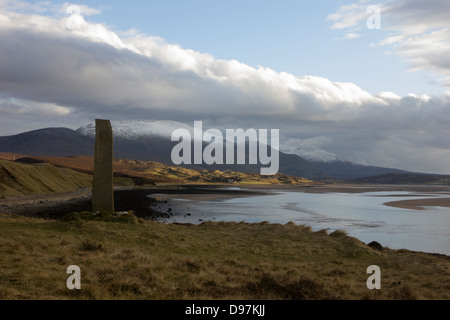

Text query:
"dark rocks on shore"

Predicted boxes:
[[1, 188, 164, 220]]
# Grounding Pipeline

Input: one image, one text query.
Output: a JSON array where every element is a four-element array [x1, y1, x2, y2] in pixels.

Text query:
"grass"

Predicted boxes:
[[28, 156, 315, 185], [0, 213, 449, 300], [0, 156, 315, 199], [0, 159, 92, 197]]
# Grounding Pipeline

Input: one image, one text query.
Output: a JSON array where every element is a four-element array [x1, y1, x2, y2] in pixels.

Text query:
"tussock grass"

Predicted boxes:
[[0, 214, 449, 300]]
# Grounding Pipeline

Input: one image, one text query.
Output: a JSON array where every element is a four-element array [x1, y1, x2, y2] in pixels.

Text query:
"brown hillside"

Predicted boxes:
[[18, 155, 315, 185]]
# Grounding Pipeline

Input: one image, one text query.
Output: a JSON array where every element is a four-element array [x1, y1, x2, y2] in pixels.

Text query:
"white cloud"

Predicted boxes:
[[326, 2, 369, 30], [377, 91, 401, 100], [0, 96, 72, 116], [0, 0, 101, 16], [328, 0, 450, 86], [0, 2, 450, 173], [58, 2, 101, 17], [342, 32, 361, 40]]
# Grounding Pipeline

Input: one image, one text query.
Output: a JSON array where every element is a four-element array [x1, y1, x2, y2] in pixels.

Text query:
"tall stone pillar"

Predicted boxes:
[[92, 119, 114, 214]]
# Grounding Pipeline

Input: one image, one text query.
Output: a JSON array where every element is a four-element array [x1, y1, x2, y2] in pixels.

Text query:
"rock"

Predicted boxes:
[[367, 241, 383, 251], [92, 119, 114, 214]]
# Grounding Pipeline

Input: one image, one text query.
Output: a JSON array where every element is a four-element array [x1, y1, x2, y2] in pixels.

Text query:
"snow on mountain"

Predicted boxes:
[[78, 121, 347, 163], [280, 138, 347, 163], [281, 145, 345, 163], [77, 120, 219, 141], [77, 120, 187, 139]]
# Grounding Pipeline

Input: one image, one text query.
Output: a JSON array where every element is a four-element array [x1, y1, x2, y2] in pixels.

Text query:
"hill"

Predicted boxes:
[[311, 161, 408, 179], [18, 155, 315, 186], [348, 172, 450, 185], [0, 128, 94, 157], [0, 159, 92, 197]]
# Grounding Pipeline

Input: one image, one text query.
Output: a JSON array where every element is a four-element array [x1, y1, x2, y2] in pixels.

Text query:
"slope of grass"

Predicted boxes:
[[26, 156, 315, 185], [0, 160, 92, 197], [1, 154, 314, 199], [114, 158, 313, 185], [0, 213, 448, 300]]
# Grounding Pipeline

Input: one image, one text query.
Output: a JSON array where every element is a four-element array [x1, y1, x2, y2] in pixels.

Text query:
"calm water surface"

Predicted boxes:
[[158, 188, 450, 255]]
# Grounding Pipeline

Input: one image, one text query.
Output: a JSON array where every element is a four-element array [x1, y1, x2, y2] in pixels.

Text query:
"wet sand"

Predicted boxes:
[[150, 193, 266, 202], [384, 197, 450, 210]]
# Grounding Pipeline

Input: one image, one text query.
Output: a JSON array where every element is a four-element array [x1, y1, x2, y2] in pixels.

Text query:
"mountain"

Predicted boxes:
[[0, 120, 414, 180], [280, 142, 347, 163], [310, 161, 407, 179], [77, 120, 194, 140], [347, 172, 450, 185], [0, 121, 324, 179], [81, 120, 325, 179], [280, 141, 406, 179], [0, 127, 94, 157], [76, 120, 197, 165]]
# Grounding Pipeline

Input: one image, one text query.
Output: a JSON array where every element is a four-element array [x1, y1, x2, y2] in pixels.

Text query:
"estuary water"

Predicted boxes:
[[157, 188, 450, 255]]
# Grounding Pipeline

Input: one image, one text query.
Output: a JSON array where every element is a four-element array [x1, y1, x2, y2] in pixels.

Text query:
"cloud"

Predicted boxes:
[[58, 3, 102, 17], [328, 0, 450, 86], [0, 0, 101, 16], [0, 2, 450, 173], [327, 2, 369, 30], [0, 96, 72, 116], [0, 95, 78, 135], [342, 32, 361, 40], [0, 8, 386, 121]]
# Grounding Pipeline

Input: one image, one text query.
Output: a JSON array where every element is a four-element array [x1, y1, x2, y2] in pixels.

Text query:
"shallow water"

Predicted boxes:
[[157, 189, 450, 255]]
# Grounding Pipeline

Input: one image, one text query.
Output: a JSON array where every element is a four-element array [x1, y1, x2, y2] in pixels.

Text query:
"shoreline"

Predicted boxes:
[[0, 184, 272, 219], [150, 183, 450, 210], [3, 183, 450, 218]]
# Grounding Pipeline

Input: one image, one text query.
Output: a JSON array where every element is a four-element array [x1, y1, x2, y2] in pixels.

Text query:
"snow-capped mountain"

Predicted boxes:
[[279, 137, 348, 163], [280, 144, 347, 163], [77, 120, 193, 140], [0, 120, 408, 180], [75, 120, 324, 178], [279, 137, 407, 179], [77, 120, 220, 142]]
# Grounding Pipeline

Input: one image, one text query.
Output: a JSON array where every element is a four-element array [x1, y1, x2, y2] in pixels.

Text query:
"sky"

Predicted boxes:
[[1, 0, 450, 174]]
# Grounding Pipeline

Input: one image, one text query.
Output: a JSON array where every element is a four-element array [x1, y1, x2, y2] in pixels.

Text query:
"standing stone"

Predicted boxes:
[[92, 119, 114, 214]]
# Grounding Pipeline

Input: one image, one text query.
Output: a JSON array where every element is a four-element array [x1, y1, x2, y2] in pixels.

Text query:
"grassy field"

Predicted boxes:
[[0, 212, 448, 300]]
